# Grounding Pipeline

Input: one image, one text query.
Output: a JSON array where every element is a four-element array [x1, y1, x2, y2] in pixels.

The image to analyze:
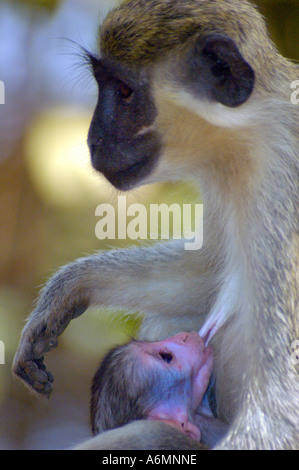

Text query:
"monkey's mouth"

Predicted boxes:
[[90, 135, 162, 191], [101, 153, 158, 190]]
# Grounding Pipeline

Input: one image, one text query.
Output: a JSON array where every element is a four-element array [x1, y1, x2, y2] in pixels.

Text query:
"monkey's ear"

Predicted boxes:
[[191, 34, 255, 107]]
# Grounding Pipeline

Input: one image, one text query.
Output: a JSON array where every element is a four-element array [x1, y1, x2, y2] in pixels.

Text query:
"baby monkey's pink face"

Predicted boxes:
[[134, 332, 214, 435], [137, 332, 210, 372]]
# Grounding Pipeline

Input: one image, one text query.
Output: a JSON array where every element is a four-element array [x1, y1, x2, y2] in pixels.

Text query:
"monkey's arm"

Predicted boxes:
[[73, 420, 206, 450], [13, 241, 216, 395], [73, 418, 226, 450]]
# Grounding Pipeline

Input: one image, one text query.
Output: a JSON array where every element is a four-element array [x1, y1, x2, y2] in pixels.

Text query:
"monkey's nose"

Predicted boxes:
[[175, 332, 194, 343], [177, 332, 205, 350], [171, 332, 188, 342]]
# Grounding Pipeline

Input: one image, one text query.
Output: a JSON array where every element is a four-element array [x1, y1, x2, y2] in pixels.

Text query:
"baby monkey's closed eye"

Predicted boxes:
[[159, 351, 173, 363]]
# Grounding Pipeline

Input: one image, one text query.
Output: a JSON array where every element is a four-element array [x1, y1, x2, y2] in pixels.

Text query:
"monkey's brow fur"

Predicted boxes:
[[101, 0, 268, 65]]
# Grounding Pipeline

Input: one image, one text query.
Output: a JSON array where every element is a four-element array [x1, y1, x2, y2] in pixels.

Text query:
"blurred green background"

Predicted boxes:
[[0, 0, 298, 450]]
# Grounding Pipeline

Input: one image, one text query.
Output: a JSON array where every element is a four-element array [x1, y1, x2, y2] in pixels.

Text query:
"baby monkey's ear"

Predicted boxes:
[[187, 33, 255, 107]]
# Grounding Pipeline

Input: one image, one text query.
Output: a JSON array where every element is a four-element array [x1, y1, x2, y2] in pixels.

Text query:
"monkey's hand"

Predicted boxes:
[[13, 262, 90, 396], [12, 319, 57, 396], [13, 303, 88, 396]]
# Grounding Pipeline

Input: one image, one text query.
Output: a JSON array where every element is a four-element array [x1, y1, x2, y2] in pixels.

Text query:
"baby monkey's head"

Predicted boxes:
[[91, 332, 213, 441]]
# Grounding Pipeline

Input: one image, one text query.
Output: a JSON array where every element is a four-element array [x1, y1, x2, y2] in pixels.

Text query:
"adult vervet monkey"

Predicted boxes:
[[13, 0, 299, 450]]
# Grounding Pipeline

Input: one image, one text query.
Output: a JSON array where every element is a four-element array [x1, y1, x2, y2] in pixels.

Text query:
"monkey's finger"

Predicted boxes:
[[15, 361, 54, 396], [27, 363, 53, 395], [13, 345, 54, 395], [35, 357, 54, 383]]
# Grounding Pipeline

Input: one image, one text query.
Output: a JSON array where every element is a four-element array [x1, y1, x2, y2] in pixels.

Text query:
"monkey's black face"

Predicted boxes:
[[88, 58, 161, 190]]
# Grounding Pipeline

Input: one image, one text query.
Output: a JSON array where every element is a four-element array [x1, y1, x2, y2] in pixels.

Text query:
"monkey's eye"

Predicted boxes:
[[118, 81, 134, 101], [159, 351, 173, 364]]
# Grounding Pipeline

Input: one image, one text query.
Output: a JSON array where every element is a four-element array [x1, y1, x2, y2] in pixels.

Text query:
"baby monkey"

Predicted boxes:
[[90, 332, 228, 448]]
